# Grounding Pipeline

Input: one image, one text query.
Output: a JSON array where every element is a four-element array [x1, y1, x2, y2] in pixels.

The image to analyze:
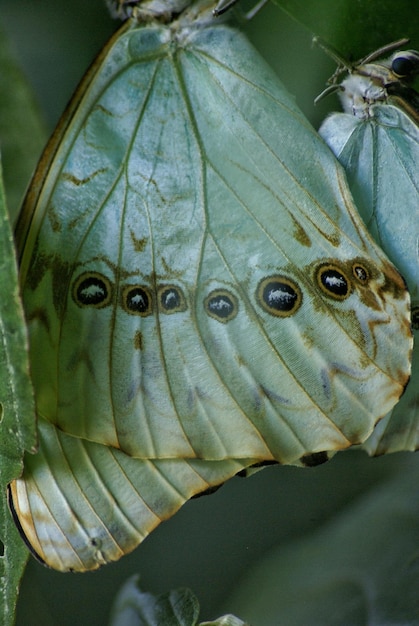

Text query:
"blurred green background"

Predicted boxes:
[[1, 1, 419, 624]]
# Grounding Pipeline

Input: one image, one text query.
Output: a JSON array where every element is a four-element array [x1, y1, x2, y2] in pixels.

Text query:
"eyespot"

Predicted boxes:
[[352, 263, 369, 283], [158, 285, 187, 314], [411, 305, 419, 331], [121, 285, 153, 316], [204, 289, 238, 323], [72, 272, 113, 308], [316, 264, 350, 300], [256, 276, 302, 317]]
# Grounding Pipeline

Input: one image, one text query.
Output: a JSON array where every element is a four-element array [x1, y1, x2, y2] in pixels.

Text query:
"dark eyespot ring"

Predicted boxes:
[[121, 285, 153, 316], [158, 285, 187, 314], [352, 263, 369, 283], [317, 264, 350, 300], [72, 272, 112, 308], [256, 276, 302, 317], [204, 289, 238, 323]]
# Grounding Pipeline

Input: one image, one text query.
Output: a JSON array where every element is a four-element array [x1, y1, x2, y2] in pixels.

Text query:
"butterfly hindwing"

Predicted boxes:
[[9, 418, 251, 571]]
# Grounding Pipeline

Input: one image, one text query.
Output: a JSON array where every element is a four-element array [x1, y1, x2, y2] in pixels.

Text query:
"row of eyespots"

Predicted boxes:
[[72, 273, 187, 316], [122, 284, 188, 316], [257, 262, 370, 315], [72, 262, 371, 322], [71, 271, 303, 321], [316, 262, 370, 301]]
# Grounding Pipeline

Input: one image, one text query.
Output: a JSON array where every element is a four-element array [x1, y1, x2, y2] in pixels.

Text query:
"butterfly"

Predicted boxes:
[[319, 41, 419, 455], [8, 1, 412, 571]]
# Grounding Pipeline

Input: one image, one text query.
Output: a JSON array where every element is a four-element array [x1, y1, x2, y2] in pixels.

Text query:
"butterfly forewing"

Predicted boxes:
[[11, 4, 412, 570]]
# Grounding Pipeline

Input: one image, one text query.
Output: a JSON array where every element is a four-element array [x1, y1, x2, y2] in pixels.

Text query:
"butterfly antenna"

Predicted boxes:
[[360, 38, 410, 64], [213, 0, 268, 18]]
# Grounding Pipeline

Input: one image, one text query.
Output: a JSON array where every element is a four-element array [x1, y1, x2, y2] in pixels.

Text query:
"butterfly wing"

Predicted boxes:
[[320, 84, 419, 455], [10, 9, 412, 570], [9, 418, 251, 571]]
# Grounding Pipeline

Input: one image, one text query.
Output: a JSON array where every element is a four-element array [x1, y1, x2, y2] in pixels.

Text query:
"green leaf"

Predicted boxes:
[[200, 616, 250, 626], [0, 164, 36, 625], [0, 16, 42, 626], [109, 577, 200, 626], [109, 578, 249, 626], [0, 26, 47, 223]]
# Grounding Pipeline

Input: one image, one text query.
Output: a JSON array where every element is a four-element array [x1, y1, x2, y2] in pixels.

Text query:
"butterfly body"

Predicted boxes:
[[10, 5, 412, 570]]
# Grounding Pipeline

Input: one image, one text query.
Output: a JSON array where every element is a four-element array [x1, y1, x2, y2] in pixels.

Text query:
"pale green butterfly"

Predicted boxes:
[[319, 41, 419, 455], [9, 0, 412, 572]]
